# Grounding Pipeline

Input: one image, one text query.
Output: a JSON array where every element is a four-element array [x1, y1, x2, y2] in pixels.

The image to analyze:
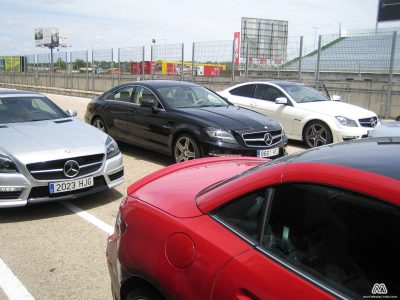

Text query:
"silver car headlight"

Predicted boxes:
[[335, 116, 358, 127], [105, 136, 120, 159], [0, 154, 18, 173], [205, 127, 237, 144]]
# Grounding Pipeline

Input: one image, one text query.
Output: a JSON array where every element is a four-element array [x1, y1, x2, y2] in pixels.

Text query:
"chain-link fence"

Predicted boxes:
[[151, 43, 184, 79], [193, 40, 234, 83], [1, 31, 400, 118], [118, 47, 145, 84]]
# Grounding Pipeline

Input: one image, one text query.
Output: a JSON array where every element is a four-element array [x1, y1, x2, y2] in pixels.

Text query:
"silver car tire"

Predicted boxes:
[[174, 134, 200, 163], [304, 121, 333, 148]]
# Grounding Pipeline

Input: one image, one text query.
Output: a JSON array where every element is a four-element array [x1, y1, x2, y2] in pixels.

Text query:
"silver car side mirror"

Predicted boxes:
[[331, 95, 341, 101], [275, 97, 288, 105], [66, 109, 77, 117]]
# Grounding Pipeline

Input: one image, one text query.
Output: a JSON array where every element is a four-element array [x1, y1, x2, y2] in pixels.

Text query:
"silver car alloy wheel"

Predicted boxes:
[[174, 136, 197, 163], [305, 123, 328, 147]]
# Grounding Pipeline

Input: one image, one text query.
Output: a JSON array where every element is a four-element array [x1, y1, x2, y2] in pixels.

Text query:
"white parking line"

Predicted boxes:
[[0, 258, 35, 300], [61, 201, 114, 235]]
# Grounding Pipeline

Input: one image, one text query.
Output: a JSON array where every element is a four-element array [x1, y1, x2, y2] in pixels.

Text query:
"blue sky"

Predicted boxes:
[[0, 0, 399, 57]]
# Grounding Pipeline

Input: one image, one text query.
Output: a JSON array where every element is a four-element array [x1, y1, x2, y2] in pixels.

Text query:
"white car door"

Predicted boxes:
[[224, 84, 256, 110], [251, 84, 297, 136]]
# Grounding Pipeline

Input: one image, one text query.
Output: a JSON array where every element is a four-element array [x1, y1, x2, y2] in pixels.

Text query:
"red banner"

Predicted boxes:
[[234, 32, 240, 65]]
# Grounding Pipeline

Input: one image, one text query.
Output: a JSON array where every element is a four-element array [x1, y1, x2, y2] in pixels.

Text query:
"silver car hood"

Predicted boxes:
[[0, 118, 108, 164]]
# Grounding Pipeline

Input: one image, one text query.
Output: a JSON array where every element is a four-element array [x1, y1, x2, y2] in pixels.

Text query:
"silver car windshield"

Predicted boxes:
[[280, 85, 330, 103], [0, 96, 67, 123], [156, 85, 230, 108]]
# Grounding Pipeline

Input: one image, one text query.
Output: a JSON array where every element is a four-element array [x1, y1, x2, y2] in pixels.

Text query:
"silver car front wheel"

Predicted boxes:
[[92, 117, 107, 133], [304, 121, 333, 148], [174, 134, 200, 163]]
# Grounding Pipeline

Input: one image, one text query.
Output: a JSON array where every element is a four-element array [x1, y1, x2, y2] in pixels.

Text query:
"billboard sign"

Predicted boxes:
[[234, 32, 240, 65], [377, 0, 400, 22], [34, 28, 67, 47]]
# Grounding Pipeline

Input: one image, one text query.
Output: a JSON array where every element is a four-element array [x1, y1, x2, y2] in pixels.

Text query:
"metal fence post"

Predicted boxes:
[[111, 48, 114, 87], [86, 50, 89, 91], [92, 50, 94, 92], [298, 36, 303, 81], [245, 40, 249, 79], [192, 42, 195, 82], [142, 46, 145, 80], [150, 45, 154, 80], [118, 48, 121, 85], [231, 40, 235, 84], [386, 31, 397, 119], [315, 35, 322, 89], [181, 43, 184, 81]]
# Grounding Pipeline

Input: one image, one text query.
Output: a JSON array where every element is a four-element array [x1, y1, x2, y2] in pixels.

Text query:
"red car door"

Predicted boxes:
[[211, 248, 335, 300]]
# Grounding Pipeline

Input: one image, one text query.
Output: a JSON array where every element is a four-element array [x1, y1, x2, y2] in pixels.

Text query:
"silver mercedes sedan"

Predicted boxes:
[[0, 89, 124, 208]]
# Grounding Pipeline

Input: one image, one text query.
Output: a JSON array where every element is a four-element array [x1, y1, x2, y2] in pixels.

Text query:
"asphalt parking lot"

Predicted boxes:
[[0, 91, 306, 300]]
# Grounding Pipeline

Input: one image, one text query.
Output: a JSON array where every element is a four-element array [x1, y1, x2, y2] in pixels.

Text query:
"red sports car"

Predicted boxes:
[[107, 137, 400, 300]]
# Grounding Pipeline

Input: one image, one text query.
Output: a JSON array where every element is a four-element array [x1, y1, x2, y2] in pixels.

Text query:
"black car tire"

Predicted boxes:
[[91, 117, 108, 133], [174, 134, 201, 163], [125, 287, 164, 300], [304, 120, 333, 148]]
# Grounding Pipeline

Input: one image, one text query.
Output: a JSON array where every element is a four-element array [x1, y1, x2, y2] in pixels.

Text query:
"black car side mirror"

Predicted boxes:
[[141, 98, 156, 108]]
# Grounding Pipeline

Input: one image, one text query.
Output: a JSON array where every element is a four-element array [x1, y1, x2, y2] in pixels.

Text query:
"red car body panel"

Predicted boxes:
[[115, 198, 254, 300], [128, 157, 265, 218]]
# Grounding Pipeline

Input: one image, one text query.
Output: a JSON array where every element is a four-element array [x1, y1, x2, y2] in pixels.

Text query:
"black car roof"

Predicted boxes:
[[281, 137, 400, 180], [120, 80, 199, 89], [0, 89, 42, 96]]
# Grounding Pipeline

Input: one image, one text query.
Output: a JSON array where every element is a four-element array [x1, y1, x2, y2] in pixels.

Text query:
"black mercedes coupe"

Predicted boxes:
[[84, 80, 288, 163]]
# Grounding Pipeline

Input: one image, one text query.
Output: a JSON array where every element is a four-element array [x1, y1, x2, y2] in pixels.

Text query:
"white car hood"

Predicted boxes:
[[0, 118, 107, 164], [298, 101, 376, 119]]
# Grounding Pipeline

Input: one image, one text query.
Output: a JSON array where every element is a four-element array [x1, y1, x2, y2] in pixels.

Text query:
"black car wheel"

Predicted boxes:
[[174, 134, 200, 163], [92, 117, 107, 133], [304, 120, 333, 148], [125, 287, 164, 300]]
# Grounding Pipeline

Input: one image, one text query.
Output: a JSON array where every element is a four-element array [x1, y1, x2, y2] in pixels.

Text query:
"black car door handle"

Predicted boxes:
[[130, 107, 137, 112]]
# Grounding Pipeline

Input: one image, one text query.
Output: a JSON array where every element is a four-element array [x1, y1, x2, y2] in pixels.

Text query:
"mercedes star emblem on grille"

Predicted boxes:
[[63, 160, 80, 178], [264, 133, 273, 146], [370, 118, 377, 127]]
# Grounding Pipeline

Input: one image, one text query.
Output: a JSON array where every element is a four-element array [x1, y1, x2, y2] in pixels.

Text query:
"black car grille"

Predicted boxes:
[[241, 130, 283, 147], [0, 191, 22, 200], [26, 154, 105, 180], [28, 176, 107, 199], [359, 117, 378, 128]]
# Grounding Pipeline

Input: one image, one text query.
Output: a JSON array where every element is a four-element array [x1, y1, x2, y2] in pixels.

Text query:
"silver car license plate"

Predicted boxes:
[[49, 177, 94, 194], [257, 148, 279, 158]]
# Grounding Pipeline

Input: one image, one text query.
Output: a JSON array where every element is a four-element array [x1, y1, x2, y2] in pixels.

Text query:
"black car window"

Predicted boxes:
[[212, 189, 269, 242], [229, 84, 255, 98], [134, 87, 162, 108], [260, 183, 399, 298], [254, 84, 285, 102], [106, 86, 135, 103]]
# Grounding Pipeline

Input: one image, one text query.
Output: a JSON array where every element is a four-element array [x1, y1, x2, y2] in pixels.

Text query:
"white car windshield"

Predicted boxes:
[[280, 85, 330, 103], [156, 85, 230, 108], [0, 96, 67, 123]]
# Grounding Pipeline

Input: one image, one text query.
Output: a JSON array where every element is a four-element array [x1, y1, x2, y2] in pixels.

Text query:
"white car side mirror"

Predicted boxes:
[[275, 97, 288, 105], [66, 109, 77, 117], [331, 95, 341, 101]]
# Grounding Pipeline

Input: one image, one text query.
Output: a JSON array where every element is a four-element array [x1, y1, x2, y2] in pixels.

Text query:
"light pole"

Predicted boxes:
[[312, 27, 319, 50]]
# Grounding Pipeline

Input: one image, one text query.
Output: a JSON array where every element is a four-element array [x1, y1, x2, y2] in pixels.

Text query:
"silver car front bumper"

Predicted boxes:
[[0, 153, 124, 208]]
